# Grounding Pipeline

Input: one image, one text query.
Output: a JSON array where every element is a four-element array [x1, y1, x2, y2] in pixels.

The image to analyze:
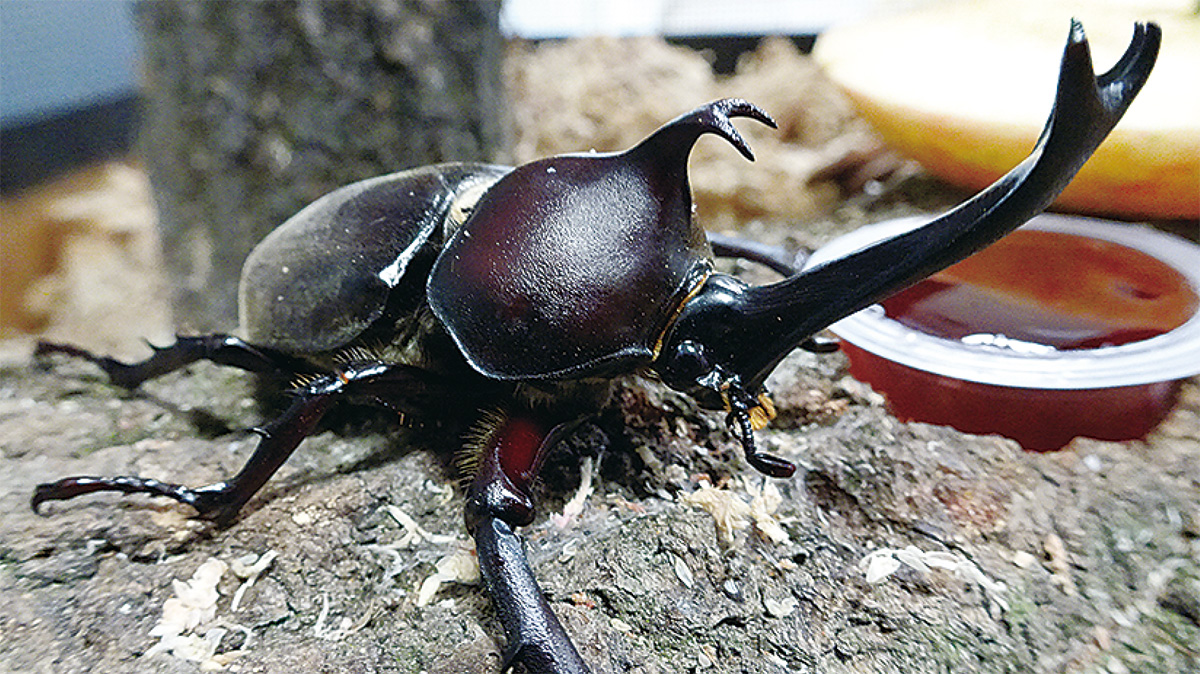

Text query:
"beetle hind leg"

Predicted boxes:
[[35, 334, 311, 389], [463, 410, 593, 674], [32, 361, 436, 525]]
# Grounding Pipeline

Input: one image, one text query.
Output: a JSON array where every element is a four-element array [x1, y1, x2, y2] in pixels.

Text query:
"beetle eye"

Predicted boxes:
[[664, 340, 711, 383]]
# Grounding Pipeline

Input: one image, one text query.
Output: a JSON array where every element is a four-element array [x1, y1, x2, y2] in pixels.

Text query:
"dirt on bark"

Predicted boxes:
[[2, 311, 1198, 674]]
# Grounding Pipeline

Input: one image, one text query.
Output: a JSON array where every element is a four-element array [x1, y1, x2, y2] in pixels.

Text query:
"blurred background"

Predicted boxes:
[[1, 0, 1196, 356]]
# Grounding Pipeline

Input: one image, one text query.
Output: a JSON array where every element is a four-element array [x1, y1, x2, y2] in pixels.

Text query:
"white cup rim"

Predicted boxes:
[[803, 214, 1200, 390]]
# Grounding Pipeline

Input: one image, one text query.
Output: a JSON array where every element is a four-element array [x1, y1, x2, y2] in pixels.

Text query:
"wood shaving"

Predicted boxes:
[[506, 35, 875, 233], [683, 479, 791, 545], [681, 483, 752, 545], [673, 554, 695, 589], [416, 546, 481, 607], [145, 558, 236, 667], [229, 550, 277, 612], [860, 545, 1009, 612], [1044, 532, 1077, 596], [386, 504, 458, 547], [551, 456, 595, 529], [764, 595, 799, 618], [746, 479, 791, 544], [313, 594, 353, 641], [142, 553, 275, 668]]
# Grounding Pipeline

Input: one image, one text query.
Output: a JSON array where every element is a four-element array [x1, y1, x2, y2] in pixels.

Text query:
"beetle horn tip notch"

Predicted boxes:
[[630, 97, 777, 163]]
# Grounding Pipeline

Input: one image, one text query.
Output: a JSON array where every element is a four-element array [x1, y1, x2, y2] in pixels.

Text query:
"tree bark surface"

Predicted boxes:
[[137, 0, 505, 331]]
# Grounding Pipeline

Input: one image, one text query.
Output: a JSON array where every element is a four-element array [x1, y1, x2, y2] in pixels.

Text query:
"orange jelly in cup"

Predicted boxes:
[[809, 215, 1200, 451]]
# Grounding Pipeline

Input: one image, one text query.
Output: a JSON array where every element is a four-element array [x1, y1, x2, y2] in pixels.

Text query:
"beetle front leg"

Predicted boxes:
[[463, 412, 592, 674], [31, 384, 332, 524]]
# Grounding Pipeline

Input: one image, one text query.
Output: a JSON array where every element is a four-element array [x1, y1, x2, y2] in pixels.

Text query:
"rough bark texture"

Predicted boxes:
[[3, 337, 1199, 674], [137, 0, 506, 332], [3, 173, 1198, 674]]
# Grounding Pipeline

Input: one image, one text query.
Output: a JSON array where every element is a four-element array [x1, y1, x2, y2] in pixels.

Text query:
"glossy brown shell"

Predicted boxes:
[[239, 163, 509, 354], [427, 100, 774, 380]]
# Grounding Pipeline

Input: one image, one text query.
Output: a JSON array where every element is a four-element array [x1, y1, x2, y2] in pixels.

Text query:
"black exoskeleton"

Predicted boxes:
[[31, 21, 1159, 674]]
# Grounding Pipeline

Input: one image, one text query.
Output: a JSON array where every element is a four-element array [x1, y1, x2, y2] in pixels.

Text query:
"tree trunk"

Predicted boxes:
[[136, 0, 506, 332]]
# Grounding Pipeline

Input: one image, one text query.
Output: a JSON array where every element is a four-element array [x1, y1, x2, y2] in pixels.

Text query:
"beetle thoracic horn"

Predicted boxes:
[[428, 98, 777, 382], [628, 97, 775, 165], [658, 20, 1161, 401]]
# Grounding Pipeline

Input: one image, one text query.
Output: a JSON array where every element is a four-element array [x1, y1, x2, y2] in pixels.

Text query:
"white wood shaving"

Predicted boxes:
[[673, 554, 695, 589], [682, 479, 791, 545], [386, 505, 458, 547], [313, 594, 354, 641], [416, 546, 481, 607], [746, 479, 791, 544], [551, 456, 595, 529], [229, 550, 277, 612], [681, 483, 752, 545], [859, 545, 1009, 611], [559, 538, 580, 563], [764, 595, 799, 618], [143, 554, 274, 669], [863, 551, 903, 584], [145, 558, 230, 666]]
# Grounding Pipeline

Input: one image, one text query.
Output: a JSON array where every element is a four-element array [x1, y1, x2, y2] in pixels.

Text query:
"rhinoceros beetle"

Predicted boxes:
[[32, 21, 1158, 674]]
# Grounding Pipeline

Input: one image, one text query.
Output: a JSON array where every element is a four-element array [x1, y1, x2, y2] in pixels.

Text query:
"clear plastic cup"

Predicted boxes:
[[805, 214, 1200, 450]]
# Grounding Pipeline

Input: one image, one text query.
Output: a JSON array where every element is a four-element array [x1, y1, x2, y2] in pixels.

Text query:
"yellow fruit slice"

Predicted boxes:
[[814, 0, 1200, 220]]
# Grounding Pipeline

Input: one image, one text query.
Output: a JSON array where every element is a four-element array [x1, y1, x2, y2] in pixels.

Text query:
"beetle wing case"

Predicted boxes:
[[239, 164, 509, 354], [428, 99, 775, 381]]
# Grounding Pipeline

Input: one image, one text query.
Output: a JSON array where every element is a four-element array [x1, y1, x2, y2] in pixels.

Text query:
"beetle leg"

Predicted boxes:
[[475, 516, 591, 674], [35, 334, 311, 389], [32, 361, 434, 525], [31, 386, 333, 524], [463, 412, 592, 674], [707, 231, 803, 276]]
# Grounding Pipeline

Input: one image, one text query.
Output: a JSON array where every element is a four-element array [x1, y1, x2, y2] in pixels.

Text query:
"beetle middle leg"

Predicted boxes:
[[31, 361, 436, 525], [708, 231, 803, 276], [35, 334, 313, 389]]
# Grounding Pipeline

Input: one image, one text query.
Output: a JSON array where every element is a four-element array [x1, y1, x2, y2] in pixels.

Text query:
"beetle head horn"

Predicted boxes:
[[654, 20, 1160, 477]]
